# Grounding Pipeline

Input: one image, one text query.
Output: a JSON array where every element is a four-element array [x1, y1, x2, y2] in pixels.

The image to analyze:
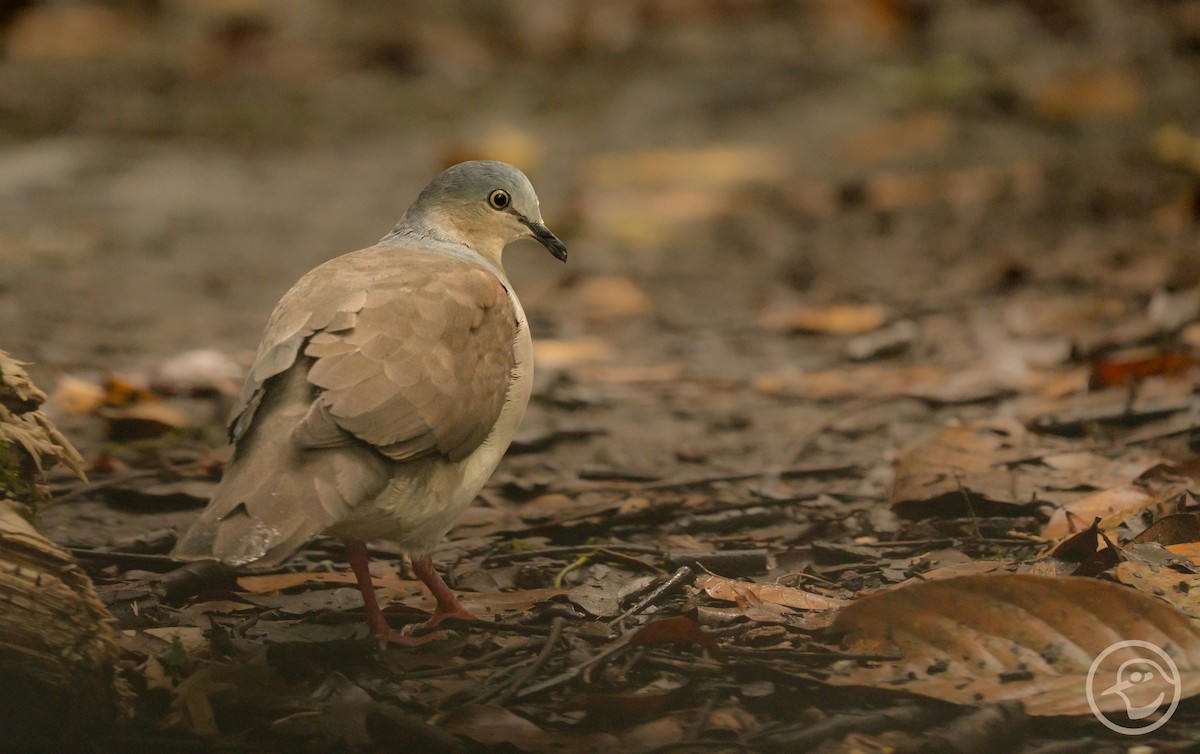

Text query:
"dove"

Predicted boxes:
[[175, 160, 566, 644]]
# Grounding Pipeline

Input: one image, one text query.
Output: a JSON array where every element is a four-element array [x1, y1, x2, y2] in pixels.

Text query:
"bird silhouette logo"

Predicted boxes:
[[1087, 640, 1182, 735]]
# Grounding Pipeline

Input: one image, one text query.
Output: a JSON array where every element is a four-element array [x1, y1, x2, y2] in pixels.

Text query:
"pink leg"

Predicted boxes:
[[344, 539, 433, 646], [411, 554, 479, 629]]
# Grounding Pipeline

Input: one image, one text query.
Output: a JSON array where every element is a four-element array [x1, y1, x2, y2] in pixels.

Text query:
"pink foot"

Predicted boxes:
[[345, 540, 479, 645], [411, 554, 480, 629]]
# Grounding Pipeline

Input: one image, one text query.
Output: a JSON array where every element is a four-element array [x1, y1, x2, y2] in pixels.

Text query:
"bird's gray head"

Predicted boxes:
[[395, 160, 567, 267]]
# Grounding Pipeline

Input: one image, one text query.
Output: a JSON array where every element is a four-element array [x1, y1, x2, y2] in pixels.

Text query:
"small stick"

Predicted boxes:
[[610, 566, 693, 630], [515, 633, 632, 699], [402, 642, 534, 679], [494, 617, 566, 705]]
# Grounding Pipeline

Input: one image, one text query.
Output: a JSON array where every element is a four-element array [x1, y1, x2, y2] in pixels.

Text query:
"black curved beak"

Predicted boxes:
[[519, 216, 568, 262]]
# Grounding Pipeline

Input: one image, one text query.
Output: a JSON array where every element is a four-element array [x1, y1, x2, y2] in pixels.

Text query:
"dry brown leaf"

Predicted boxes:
[[99, 402, 192, 441], [1115, 561, 1200, 617], [237, 572, 419, 594], [891, 423, 1169, 519], [1167, 542, 1200, 565], [885, 560, 1008, 591], [533, 338, 615, 371], [890, 423, 1041, 518], [237, 572, 565, 620], [442, 704, 618, 753], [1042, 487, 1155, 539], [50, 374, 106, 416], [575, 363, 684, 385], [617, 717, 687, 751], [758, 303, 888, 335], [697, 573, 848, 612], [1152, 124, 1200, 176], [6, 6, 150, 62], [1133, 514, 1200, 547], [753, 362, 940, 401], [838, 111, 957, 167], [439, 124, 544, 174], [586, 145, 787, 188], [826, 573, 1200, 716], [753, 363, 1003, 403], [574, 276, 653, 325], [811, 0, 910, 50], [584, 145, 788, 246], [629, 616, 726, 661], [1034, 71, 1144, 122]]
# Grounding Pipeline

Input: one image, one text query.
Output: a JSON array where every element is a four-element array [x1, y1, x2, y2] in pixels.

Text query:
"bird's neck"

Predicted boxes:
[[385, 212, 507, 271], [380, 222, 510, 285]]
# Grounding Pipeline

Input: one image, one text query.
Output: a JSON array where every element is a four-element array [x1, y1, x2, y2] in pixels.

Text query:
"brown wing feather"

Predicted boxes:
[[303, 257, 517, 462]]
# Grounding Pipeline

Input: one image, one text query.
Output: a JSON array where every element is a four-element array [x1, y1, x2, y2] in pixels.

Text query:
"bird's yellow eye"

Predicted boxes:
[[488, 189, 511, 210]]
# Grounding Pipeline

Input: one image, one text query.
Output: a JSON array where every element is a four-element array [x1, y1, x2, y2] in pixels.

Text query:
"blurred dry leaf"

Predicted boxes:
[[586, 145, 786, 188], [697, 573, 848, 612], [629, 616, 726, 661], [99, 402, 192, 441], [617, 717, 687, 751], [585, 145, 788, 246], [237, 571, 419, 594], [238, 571, 565, 620], [575, 363, 684, 385], [811, 0, 910, 50], [827, 574, 1200, 715], [440, 124, 544, 174], [1088, 349, 1196, 390], [533, 338, 615, 371], [574, 276, 653, 325], [890, 423, 1045, 518], [892, 421, 1172, 520], [101, 479, 216, 509], [1034, 71, 1144, 122], [51, 374, 106, 416], [1132, 514, 1200, 547], [864, 162, 1040, 212], [1152, 124, 1200, 176], [6, 6, 150, 62], [845, 319, 919, 360], [442, 704, 618, 753], [754, 363, 1005, 404], [150, 349, 244, 397], [838, 111, 956, 167], [758, 303, 887, 335]]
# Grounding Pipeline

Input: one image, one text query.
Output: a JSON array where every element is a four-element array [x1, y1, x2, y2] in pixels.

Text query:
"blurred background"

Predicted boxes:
[[1, 0, 1199, 445]]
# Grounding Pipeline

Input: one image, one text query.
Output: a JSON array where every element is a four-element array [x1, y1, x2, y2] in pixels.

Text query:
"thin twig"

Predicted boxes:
[[610, 566, 693, 630], [483, 543, 664, 567], [49, 469, 164, 505], [494, 617, 566, 705], [953, 472, 983, 540], [402, 642, 534, 679], [515, 632, 633, 699]]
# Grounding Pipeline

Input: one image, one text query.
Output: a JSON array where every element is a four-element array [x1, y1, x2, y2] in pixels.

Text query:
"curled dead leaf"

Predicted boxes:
[[826, 573, 1200, 716], [1041, 487, 1154, 540], [697, 573, 848, 612], [629, 616, 726, 662], [758, 303, 888, 335]]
